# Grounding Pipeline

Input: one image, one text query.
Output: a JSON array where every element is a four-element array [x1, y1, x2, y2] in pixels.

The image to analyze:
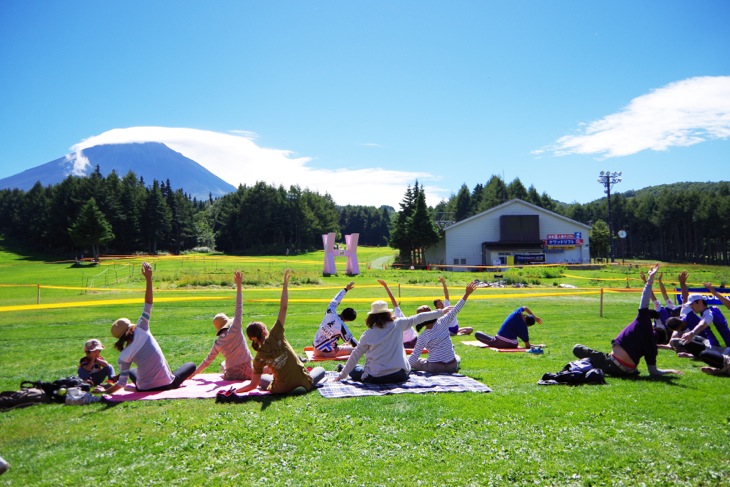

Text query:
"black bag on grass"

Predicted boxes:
[[0, 387, 48, 411], [21, 376, 90, 403], [538, 358, 606, 386]]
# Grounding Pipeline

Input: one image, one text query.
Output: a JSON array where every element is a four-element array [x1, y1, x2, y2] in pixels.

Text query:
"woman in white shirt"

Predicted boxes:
[[335, 299, 448, 384]]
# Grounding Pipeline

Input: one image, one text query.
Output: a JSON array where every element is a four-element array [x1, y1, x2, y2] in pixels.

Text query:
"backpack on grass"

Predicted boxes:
[[538, 358, 606, 386], [0, 387, 48, 411], [20, 376, 90, 403]]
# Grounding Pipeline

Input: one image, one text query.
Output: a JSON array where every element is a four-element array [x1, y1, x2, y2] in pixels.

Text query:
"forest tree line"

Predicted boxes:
[[435, 176, 730, 265], [0, 167, 392, 257], [0, 166, 728, 265]]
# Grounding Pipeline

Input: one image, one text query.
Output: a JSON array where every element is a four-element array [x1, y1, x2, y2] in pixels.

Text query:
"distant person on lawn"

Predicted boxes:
[[573, 263, 682, 377], [191, 270, 253, 380], [474, 306, 543, 349], [101, 262, 196, 395], [434, 276, 473, 336], [235, 269, 325, 395], [312, 280, 359, 359], [409, 280, 479, 374]]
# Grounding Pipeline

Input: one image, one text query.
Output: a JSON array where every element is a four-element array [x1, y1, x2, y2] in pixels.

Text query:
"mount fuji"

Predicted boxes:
[[0, 142, 236, 200]]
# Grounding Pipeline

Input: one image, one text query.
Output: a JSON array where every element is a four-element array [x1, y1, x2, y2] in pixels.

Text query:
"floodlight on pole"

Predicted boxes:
[[597, 171, 622, 263]]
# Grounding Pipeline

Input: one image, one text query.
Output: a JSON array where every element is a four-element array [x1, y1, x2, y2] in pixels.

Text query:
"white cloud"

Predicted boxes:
[[537, 76, 730, 158], [69, 127, 438, 208]]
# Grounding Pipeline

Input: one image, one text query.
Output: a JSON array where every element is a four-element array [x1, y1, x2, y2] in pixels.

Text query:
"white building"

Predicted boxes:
[[425, 199, 591, 270]]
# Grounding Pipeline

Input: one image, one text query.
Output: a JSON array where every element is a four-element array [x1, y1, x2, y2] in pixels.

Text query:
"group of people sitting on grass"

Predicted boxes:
[[572, 263, 730, 377], [79, 262, 729, 403]]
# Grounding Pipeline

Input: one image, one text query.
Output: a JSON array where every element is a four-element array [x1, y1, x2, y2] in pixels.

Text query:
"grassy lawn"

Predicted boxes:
[[1, 244, 729, 486]]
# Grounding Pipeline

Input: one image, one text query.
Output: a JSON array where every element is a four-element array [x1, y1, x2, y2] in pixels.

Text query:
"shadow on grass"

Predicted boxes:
[[0, 235, 65, 263], [617, 373, 686, 386]]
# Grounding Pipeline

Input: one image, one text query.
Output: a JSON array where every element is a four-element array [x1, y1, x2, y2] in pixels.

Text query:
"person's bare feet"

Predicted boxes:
[[701, 366, 724, 376]]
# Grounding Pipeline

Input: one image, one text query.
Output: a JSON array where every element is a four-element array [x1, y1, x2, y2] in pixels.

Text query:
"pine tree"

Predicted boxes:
[[68, 198, 114, 259]]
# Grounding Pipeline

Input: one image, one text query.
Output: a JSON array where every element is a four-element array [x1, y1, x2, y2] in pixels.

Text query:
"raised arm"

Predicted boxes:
[[234, 270, 243, 322], [521, 306, 543, 325], [277, 269, 291, 326], [438, 276, 450, 302], [678, 271, 689, 304], [378, 279, 399, 308], [640, 271, 658, 304], [704, 282, 730, 309], [658, 272, 672, 304], [142, 262, 153, 305], [640, 263, 660, 309]]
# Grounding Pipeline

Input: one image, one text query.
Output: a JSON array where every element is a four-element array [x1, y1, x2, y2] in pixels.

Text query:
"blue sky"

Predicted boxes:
[[1, 1, 728, 208]]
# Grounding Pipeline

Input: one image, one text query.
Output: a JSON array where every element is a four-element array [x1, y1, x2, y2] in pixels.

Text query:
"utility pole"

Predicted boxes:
[[597, 171, 622, 263]]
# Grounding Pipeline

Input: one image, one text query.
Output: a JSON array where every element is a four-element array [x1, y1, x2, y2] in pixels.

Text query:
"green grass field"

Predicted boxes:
[[1, 243, 729, 486]]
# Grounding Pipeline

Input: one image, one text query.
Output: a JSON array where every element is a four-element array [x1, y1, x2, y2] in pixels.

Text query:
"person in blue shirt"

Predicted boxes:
[[474, 306, 543, 349]]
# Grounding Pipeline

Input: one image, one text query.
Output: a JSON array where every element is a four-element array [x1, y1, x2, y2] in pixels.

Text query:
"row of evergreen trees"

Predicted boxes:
[[0, 167, 396, 258], [1, 165, 727, 264]]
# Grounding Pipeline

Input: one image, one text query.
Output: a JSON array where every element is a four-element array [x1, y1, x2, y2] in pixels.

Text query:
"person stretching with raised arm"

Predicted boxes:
[[235, 269, 325, 396], [573, 263, 682, 377]]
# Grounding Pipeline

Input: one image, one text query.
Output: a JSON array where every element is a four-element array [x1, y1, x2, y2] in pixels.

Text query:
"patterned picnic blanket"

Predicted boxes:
[[316, 371, 491, 398]]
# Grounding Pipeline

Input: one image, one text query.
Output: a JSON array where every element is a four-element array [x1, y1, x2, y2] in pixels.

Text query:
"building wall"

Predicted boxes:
[[434, 199, 591, 271]]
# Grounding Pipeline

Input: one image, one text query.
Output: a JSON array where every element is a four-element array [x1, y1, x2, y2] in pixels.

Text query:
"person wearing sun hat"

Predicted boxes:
[[100, 262, 196, 395], [191, 270, 253, 380], [77, 338, 115, 386], [335, 295, 451, 384]]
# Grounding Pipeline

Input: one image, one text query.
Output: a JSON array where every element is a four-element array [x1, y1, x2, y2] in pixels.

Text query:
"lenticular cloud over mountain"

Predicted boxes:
[[70, 127, 435, 207]]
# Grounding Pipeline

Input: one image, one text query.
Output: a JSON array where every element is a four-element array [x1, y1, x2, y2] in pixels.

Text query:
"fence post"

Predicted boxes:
[[600, 288, 604, 317]]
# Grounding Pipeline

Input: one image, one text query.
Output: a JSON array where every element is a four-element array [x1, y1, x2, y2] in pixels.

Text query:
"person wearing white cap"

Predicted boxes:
[[77, 338, 115, 386], [335, 296, 452, 384], [101, 262, 196, 395], [668, 272, 730, 352], [191, 270, 253, 380]]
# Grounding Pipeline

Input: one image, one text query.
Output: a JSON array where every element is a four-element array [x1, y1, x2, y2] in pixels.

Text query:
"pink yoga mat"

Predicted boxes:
[[103, 374, 269, 402]]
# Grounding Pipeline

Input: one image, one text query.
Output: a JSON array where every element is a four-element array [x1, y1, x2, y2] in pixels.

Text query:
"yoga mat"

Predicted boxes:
[[303, 346, 422, 362], [461, 341, 546, 352], [317, 371, 491, 398], [103, 374, 269, 402]]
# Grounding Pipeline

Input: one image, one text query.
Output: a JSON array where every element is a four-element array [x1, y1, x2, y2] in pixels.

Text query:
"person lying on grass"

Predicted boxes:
[[409, 280, 479, 374], [235, 269, 325, 395], [573, 263, 682, 377], [312, 280, 359, 359], [696, 348, 730, 376], [100, 262, 197, 395], [191, 270, 254, 381], [377, 279, 418, 348], [474, 305, 543, 349], [335, 299, 450, 384], [434, 276, 473, 336]]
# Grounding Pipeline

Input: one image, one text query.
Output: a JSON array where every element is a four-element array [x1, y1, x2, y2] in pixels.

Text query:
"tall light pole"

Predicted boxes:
[[597, 171, 622, 263]]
